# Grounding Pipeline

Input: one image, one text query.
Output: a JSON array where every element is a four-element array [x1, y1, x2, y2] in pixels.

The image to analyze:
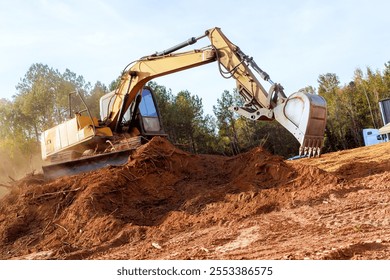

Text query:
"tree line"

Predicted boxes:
[[318, 63, 390, 151], [1, 62, 390, 180]]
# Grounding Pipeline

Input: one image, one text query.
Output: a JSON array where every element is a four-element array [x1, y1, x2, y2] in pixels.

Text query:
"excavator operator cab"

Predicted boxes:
[[99, 87, 165, 137], [136, 87, 165, 136]]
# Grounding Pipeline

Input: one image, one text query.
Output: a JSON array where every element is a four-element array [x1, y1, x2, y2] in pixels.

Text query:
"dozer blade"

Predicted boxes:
[[273, 91, 327, 157], [42, 149, 133, 180]]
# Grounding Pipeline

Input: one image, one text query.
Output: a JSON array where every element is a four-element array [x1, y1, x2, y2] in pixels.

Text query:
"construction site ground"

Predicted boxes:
[[0, 137, 389, 260]]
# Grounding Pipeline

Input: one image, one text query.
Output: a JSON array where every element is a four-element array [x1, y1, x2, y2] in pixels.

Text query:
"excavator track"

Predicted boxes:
[[43, 136, 143, 180], [42, 148, 133, 180]]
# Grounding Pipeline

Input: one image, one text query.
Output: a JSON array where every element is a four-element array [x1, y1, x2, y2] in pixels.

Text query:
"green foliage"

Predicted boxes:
[[12, 63, 92, 141], [109, 75, 121, 91], [86, 81, 108, 118], [148, 81, 217, 154], [213, 90, 241, 155], [212, 90, 299, 157], [319, 65, 390, 152], [0, 99, 42, 182], [0, 63, 95, 181]]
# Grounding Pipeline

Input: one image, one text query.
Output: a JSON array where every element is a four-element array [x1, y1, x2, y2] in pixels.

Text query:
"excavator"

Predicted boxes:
[[40, 27, 327, 179]]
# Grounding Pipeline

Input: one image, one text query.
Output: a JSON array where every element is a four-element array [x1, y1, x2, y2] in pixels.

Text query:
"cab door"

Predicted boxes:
[[138, 87, 165, 136]]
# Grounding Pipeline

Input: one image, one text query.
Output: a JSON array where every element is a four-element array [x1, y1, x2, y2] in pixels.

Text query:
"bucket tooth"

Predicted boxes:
[[299, 145, 304, 156]]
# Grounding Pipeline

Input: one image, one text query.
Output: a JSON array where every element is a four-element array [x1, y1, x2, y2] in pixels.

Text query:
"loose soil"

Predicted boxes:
[[0, 137, 389, 260]]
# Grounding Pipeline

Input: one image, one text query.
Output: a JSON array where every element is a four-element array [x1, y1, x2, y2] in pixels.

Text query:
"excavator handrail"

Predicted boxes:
[[69, 89, 96, 135]]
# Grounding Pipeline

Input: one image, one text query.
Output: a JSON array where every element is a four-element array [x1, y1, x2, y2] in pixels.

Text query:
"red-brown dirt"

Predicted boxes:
[[0, 137, 389, 260]]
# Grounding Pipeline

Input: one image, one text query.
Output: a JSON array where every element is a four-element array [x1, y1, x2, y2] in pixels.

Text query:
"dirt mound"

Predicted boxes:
[[0, 137, 389, 260]]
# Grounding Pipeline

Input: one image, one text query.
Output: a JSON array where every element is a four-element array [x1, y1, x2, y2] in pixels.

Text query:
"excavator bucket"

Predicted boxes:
[[273, 91, 327, 157]]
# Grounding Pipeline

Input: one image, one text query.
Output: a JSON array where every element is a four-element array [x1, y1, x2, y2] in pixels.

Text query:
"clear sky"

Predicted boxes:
[[1, 0, 389, 115]]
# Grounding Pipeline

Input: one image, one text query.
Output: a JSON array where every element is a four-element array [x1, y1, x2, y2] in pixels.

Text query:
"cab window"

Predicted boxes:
[[139, 89, 157, 117]]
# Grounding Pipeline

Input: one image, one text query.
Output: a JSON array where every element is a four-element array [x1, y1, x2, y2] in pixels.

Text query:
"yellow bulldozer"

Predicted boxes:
[[40, 27, 327, 179]]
